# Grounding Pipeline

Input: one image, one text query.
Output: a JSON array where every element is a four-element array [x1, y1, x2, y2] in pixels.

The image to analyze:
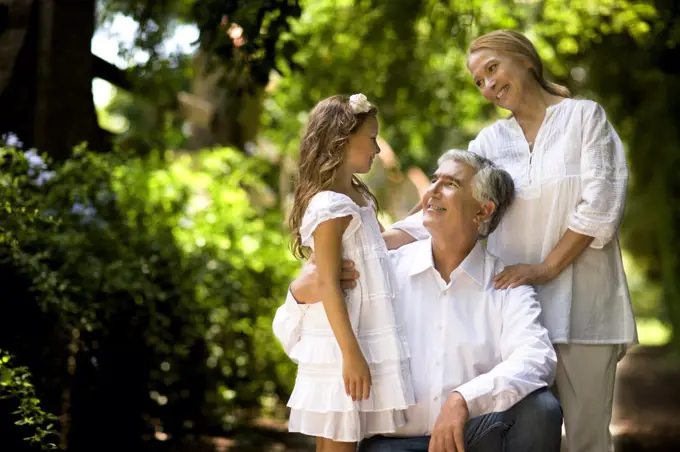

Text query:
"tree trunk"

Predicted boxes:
[[180, 49, 263, 151], [0, 0, 37, 147], [0, 0, 108, 158]]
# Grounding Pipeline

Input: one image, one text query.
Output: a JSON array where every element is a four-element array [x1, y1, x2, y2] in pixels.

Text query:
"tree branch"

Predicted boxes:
[[92, 54, 132, 91]]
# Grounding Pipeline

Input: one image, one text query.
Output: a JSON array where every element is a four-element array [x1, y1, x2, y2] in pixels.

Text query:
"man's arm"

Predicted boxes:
[[272, 289, 311, 355], [452, 285, 556, 418], [290, 258, 358, 303], [274, 255, 361, 354]]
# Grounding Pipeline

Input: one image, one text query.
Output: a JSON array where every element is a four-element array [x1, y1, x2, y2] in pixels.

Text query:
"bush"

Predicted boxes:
[[0, 350, 59, 450], [0, 145, 298, 451]]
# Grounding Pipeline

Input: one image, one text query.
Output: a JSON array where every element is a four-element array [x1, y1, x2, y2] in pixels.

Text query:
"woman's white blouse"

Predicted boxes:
[[393, 99, 637, 344]]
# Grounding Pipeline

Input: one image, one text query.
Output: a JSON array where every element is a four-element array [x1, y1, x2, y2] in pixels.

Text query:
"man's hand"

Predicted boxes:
[[429, 392, 469, 452], [290, 253, 359, 303]]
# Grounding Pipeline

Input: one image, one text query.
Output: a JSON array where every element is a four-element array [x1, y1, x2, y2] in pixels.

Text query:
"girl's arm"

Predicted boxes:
[[313, 216, 371, 401]]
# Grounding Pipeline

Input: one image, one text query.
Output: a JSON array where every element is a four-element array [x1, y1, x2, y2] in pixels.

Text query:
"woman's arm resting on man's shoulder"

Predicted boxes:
[[383, 210, 430, 250], [383, 229, 418, 250]]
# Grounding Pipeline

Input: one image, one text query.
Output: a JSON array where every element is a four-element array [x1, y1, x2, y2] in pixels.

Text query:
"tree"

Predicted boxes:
[[97, 0, 302, 152], [0, 0, 302, 157], [0, 0, 110, 159]]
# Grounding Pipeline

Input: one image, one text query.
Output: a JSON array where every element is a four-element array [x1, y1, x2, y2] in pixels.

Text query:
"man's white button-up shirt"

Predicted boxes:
[[273, 238, 556, 436]]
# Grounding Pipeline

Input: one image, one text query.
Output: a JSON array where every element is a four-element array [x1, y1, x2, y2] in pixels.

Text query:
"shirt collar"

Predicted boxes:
[[408, 238, 486, 286]]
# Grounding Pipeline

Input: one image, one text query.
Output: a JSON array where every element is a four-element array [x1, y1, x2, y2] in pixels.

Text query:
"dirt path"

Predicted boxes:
[[612, 345, 680, 451], [160, 345, 680, 451]]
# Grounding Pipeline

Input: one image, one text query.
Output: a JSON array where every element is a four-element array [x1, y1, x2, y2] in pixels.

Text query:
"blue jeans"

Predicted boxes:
[[357, 388, 562, 452]]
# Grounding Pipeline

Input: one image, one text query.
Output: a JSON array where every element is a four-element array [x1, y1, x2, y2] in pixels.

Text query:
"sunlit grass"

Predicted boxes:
[[636, 317, 671, 346]]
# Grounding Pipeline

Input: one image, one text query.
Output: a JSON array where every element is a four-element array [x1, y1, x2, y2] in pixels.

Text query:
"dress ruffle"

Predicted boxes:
[[288, 408, 407, 442], [289, 327, 410, 365], [288, 361, 414, 413]]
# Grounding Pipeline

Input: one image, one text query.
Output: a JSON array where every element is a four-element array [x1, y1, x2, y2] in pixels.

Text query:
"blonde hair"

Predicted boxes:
[[289, 95, 379, 259], [468, 29, 571, 98]]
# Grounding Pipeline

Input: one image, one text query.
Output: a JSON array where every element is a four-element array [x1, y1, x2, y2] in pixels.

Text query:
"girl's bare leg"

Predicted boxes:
[[316, 437, 357, 452]]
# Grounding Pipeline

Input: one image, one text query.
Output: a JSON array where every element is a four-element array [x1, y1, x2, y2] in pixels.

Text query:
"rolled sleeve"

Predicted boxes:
[[272, 289, 310, 355], [454, 285, 556, 418], [568, 102, 628, 249], [389, 210, 430, 241]]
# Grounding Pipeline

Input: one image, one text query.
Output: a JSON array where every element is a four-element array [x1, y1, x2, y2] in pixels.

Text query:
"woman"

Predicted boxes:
[[386, 30, 636, 451]]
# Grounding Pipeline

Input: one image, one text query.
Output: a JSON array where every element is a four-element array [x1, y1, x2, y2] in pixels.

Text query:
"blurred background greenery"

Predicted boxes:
[[0, 0, 678, 450]]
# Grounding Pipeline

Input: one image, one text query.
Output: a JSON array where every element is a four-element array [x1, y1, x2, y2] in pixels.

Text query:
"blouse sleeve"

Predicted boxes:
[[388, 210, 430, 241], [300, 191, 362, 247], [567, 101, 628, 249], [467, 134, 485, 157]]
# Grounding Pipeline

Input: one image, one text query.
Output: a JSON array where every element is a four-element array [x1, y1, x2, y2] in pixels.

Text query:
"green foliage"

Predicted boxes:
[[98, 0, 302, 89], [262, 0, 657, 171], [106, 56, 192, 153], [0, 144, 298, 447], [0, 351, 59, 450]]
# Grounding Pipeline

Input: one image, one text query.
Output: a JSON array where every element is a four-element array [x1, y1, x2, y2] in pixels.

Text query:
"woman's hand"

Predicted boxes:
[[290, 253, 359, 303], [342, 350, 372, 401], [493, 263, 555, 289]]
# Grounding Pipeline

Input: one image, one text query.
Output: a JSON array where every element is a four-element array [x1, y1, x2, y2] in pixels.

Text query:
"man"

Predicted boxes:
[[274, 150, 562, 452]]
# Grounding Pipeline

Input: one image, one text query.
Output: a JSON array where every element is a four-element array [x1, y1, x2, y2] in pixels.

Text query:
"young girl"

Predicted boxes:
[[284, 94, 414, 451]]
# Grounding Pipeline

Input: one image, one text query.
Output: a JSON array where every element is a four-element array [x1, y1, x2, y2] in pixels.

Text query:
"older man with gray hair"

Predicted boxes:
[[274, 150, 562, 452]]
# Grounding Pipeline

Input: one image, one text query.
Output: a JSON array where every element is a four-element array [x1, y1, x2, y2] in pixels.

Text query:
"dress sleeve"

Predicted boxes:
[[568, 101, 628, 249], [300, 191, 362, 247]]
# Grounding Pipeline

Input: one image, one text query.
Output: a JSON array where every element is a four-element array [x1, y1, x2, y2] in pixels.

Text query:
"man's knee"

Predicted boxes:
[[516, 388, 563, 430]]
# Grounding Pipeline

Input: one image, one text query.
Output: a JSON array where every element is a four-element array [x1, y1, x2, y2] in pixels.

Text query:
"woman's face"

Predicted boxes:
[[468, 48, 534, 111]]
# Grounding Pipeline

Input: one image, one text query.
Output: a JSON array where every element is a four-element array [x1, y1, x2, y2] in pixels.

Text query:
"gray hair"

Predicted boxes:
[[437, 149, 515, 238]]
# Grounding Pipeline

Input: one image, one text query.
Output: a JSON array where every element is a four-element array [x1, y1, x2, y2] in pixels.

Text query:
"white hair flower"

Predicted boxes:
[[349, 93, 372, 114]]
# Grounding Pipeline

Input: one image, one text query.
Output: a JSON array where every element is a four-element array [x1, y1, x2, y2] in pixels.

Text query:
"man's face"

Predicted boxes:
[[422, 159, 481, 237]]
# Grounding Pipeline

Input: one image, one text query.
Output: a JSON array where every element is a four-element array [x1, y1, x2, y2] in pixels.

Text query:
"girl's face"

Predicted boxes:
[[468, 48, 534, 111], [345, 116, 381, 174]]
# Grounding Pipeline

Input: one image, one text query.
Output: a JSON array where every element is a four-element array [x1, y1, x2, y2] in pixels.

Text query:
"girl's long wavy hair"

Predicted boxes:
[[289, 95, 379, 259]]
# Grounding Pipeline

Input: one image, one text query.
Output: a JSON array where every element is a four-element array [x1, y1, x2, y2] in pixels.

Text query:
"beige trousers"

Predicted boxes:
[[554, 343, 623, 452]]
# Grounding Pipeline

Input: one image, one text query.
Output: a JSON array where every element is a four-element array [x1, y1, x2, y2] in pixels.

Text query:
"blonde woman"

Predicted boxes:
[[385, 30, 636, 451]]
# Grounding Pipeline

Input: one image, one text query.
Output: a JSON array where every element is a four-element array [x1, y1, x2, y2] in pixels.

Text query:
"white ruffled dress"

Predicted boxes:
[[287, 191, 415, 442]]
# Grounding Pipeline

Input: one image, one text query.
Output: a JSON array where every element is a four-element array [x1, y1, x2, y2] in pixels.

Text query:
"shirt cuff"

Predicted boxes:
[[272, 288, 311, 355], [286, 288, 310, 315], [453, 379, 492, 419]]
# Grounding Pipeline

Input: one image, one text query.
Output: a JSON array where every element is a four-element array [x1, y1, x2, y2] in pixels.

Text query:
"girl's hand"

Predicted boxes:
[[342, 351, 371, 401], [493, 263, 555, 289]]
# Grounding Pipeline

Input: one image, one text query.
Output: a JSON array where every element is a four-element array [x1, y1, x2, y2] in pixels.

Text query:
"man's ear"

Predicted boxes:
[[476, 200, 496, 224]]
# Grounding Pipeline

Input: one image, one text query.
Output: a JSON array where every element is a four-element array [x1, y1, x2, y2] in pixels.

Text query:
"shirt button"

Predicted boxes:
[[438, 325, 443, 331], [433, 396, 439, 402], [435, 360, 440, 366]]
